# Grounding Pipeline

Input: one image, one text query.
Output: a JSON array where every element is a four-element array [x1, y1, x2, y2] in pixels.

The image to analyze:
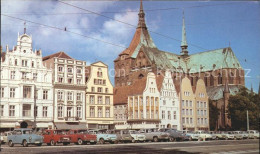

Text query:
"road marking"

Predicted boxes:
[[211, 149, 259, 154], [162, 143, 258, 150]]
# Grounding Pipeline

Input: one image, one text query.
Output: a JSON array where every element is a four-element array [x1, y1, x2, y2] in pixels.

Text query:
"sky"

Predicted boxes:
[[1, 0, 260, 92]]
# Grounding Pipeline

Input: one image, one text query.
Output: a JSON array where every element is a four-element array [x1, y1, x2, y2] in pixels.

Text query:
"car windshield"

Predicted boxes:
[[23, 130, 33, 134], [130, 130, 139, 134]]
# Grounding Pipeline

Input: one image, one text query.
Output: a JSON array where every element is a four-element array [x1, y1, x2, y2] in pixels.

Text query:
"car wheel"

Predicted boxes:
[[153, 136, 158, 142], [77, 139, 83, 145], [22, 140, 28, 147], [50, 140, 56, 146], [169, 137, 175, 142], [131, 138, 136, 143], [8, 140, 14, 147], [99, 138, 105, 144]]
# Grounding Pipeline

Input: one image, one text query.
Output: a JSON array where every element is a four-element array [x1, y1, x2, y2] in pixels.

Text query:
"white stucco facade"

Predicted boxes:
[[0, 32, 53, 131], [159, 70, 180, 130]]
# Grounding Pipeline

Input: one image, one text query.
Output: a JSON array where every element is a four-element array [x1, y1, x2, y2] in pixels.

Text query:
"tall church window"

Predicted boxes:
[[210, 75, 214, 86], [190, 77, 194, 86], [218, 73, 222, 85], [138, 74, 144, 79], [195, 76, 199, 85], [229, 72, 234, 84], [204, 76, 208, 86]]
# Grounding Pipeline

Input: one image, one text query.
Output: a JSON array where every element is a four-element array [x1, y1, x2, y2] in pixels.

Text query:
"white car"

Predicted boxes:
[[195, 131, 213, 141], [1, 131, 12, 144], [222, 131, 235, 140], [232, 131, 243, 140], [248, 130, 259, 139], [129, 130, 146, 142]]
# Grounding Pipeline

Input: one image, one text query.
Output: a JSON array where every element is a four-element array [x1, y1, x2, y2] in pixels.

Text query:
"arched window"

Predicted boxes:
[[191, 77, 194, 86], [218, 73, 222, 85], [204, 76, 208, 87], [210, 75, 214, 86], [229, 72, 234, 84]]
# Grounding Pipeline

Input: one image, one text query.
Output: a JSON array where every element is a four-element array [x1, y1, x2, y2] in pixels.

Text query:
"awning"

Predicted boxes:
[[54, 123, 87, 130]]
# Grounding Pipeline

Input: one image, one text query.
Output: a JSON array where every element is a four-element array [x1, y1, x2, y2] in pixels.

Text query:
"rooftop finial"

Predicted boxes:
[[137, 0, 147, 29], [181, 9, 188, 56], [24, 21, 26, 34]]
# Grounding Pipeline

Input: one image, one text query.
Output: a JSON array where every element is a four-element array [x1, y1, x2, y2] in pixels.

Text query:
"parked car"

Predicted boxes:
[[89, 129, 117, 144], [1, 131, 12, 144], [183, 131, 199, 141], [115, 129, 133, 143], [208, 131, 217, 140], [7, 128, 43, 147], [248, 130, 259, 139], [214, 131, 226, 140], [159, 128, 184, 141], [180, 130, 192, 141], [222, 131, 234, 140], [139, 128, 169, 142], [195, 131, 213, 141], [42, 129, 71, 146], [240, 131, 249, 139], [129, 130, 146, 142], [66, 129, 97, 145], [232, 131, 243, 140]]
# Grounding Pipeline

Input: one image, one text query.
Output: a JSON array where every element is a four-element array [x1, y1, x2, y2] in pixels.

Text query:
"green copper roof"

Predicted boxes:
[[206, 85, 242, 100], [138, 46, 242, 73]]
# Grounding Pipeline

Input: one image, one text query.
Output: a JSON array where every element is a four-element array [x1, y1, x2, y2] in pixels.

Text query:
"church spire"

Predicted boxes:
[[181, 10, 188, 56], [137, 0, 147, 29]]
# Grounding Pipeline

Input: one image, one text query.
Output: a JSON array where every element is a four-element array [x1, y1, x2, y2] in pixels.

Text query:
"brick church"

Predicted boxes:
[[114, 0, 245, 130]]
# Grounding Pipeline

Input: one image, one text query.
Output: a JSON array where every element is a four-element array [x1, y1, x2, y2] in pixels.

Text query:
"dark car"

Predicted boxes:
[[159, 128, 184, 141]]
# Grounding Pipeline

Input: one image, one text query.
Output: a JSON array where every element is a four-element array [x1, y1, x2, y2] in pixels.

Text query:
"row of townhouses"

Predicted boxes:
[[1, 1, 244, 132], [0, 32, 114, 131]]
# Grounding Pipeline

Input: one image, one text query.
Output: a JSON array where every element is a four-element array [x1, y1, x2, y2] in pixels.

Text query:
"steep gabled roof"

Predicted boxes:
[[156, 74, 164, 92], [42, 51, 73, 61], [206, 85, 242, 100]]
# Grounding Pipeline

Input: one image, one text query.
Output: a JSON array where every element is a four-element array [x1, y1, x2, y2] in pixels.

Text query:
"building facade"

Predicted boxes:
[[114, 1, 244, 130], [0, 32, 53, 131], [127, 72, 160, 129], [85, 62, 114, 129], [194, 79, 210, 130], [158, 70, 180, 129], [43, 52, 87, 129]]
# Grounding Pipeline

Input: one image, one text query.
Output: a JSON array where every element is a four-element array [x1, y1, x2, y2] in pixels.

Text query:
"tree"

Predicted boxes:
[[209, 99, 220, 131], [227, 87, 260, 130]]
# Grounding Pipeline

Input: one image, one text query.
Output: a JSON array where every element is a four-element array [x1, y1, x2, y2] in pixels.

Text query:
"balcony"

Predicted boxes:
[[65, 117, 80, 122]]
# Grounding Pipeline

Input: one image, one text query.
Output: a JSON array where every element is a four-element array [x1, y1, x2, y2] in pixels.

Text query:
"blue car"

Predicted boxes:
[[89, 129, 117, 144], [7, 128, 43, 147]]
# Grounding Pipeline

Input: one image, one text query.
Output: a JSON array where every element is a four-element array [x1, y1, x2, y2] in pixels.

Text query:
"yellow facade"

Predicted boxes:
[[180, 77, 196, 131], [85, 62, 114, 129], [194, 79, 209, 130]]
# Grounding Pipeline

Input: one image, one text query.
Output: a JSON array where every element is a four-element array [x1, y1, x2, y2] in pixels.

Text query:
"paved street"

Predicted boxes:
[[0, 139, 258, 154]]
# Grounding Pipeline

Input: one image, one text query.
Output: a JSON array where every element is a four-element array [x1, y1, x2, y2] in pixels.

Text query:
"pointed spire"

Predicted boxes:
[[251, 83, 253, 93], [137, 0, 147, 29], [224, 79, 230, 93], [181, 10, 188, 56], [24, 21, 26, 34]]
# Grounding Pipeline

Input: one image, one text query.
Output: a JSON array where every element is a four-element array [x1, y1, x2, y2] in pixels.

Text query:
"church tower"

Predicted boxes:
[[180, 11, 188, 57], [114, 0, 156, 87]]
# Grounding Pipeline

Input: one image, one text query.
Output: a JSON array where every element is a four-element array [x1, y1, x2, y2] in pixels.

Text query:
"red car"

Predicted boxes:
[[66, 129, 97, 145], [42, 130, 71, 146]]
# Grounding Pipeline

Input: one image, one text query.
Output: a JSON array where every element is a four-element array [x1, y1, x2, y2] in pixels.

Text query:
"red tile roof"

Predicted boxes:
[[42, 51, 73, 61]]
